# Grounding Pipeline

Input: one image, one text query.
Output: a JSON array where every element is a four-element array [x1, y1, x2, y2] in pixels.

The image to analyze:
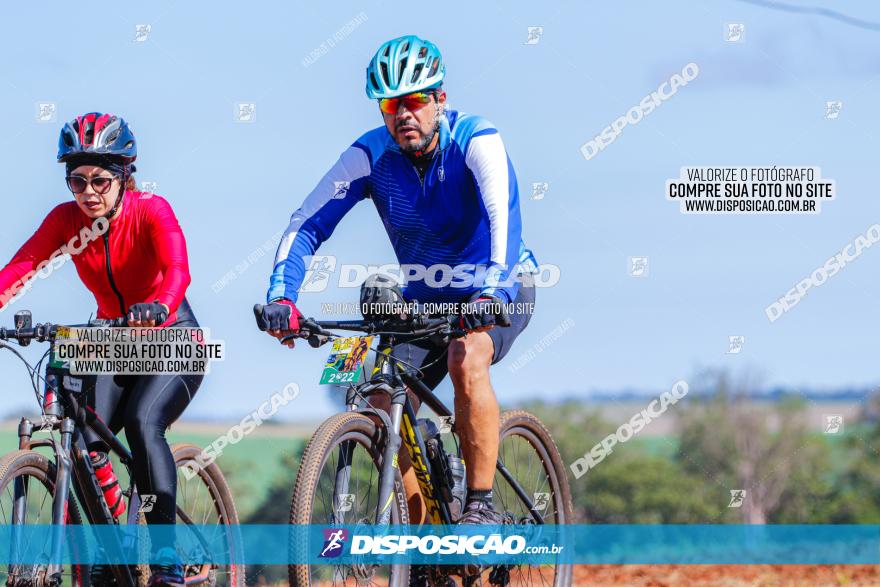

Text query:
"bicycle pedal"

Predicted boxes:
[[429, 566, 454, 587], [488, 565, 511, 586]]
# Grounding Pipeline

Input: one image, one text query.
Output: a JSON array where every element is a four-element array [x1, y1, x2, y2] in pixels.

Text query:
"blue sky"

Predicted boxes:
[[1, 1, 878, 421]]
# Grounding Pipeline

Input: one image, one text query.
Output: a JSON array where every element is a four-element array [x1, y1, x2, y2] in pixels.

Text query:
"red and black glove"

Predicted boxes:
[[254, 299, 303, 332]]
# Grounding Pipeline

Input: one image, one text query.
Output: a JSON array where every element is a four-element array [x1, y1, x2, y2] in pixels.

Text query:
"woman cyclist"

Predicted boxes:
[[0, 112, 199, 586]]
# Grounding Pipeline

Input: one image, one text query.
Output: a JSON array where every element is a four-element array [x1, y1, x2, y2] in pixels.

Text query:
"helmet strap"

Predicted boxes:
[[104, 172, 127, 220]]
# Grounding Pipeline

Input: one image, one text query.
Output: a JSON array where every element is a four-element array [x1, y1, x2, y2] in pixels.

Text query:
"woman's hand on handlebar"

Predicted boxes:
[[127, 302, 169, 327]]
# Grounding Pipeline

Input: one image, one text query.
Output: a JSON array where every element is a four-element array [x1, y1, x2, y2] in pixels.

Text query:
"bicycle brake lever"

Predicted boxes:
[[307, 333, 331, 348], [279, 332, 307, 345]]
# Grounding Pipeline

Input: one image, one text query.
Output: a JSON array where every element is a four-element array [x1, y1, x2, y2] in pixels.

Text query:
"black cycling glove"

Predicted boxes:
[[459, 295, 510, 331], [127, 302, 168, 325]]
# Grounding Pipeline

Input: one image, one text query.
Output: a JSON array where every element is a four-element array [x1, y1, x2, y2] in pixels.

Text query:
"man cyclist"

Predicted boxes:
[[255, 34, 537, 579]]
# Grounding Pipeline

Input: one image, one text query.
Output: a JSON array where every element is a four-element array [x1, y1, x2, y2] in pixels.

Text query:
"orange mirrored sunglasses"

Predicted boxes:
[[378, 92, 434, 115]]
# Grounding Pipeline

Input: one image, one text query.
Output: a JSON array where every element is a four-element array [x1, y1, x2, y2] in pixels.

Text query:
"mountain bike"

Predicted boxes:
[[0, 310, 244, 586], [260, 305, 573, 587]]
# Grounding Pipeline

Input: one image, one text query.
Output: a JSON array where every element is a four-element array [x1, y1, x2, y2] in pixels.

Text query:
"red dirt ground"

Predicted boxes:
[[303, 565, 880, 586], [571, 565, 880, 586]]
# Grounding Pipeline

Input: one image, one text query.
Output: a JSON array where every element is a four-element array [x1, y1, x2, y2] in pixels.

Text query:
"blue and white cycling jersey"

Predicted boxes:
[[268, 109, 537, 304]]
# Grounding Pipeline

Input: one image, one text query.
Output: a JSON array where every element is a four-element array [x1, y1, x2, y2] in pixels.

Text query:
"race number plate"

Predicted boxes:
[[48, 326, 73, 369], [320, 336, 372, 385]]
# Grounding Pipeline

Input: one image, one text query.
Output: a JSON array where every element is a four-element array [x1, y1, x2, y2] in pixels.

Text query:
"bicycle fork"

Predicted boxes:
[[42, 419, 76, 583], [375, 388, 406, 526], [9, 417, 80, 586]]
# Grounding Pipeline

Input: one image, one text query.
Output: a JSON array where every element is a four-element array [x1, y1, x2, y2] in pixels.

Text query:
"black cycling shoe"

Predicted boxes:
[[457, 499, 503, 526], [89, 563, 116, 585], [147, 566, 185, 586], [90, 546, 126, 585], [89, 563, 141, 585], [147, 547, 185, 587], [456, 499, 504, 578], [409, 564, 454, 587]]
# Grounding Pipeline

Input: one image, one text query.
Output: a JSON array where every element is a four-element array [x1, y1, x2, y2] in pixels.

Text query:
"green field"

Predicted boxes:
[[0, 411, 866, 523], [164, 430, 306, 518]]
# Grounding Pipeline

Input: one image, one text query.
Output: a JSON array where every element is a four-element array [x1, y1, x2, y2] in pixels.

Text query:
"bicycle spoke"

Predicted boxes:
[[491, 415, 571, 587], [167, 449, 242, 587], [300, 415, 403, 587]]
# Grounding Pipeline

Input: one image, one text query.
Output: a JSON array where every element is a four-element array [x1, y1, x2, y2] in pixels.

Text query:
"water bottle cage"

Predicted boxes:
[[418, 418, 466, 510], [424, 437, 455, 502]]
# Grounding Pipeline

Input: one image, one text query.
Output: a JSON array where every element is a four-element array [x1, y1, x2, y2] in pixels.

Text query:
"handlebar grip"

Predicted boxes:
[[0, 326, 39, 343], [88, 316, 129, 327]]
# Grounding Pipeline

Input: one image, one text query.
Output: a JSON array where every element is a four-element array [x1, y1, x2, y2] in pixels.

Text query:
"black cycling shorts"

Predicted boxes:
[[82, 298, 202, 526]]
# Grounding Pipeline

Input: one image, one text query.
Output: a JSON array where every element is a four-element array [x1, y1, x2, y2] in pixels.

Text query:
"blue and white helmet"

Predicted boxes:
[[365, 35, 445, 99]]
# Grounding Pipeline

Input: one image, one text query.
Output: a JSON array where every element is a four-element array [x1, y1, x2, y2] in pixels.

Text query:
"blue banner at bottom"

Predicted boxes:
[[0, 525, 878, 565]]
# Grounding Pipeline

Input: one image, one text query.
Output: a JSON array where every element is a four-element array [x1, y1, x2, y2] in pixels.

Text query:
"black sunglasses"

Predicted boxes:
[[66, 174, 115, 195]]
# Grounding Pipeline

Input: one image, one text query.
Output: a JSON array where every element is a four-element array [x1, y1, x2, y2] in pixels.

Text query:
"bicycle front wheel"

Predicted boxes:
[[0, 449, 90, 586], [289, 412, 409, 587]]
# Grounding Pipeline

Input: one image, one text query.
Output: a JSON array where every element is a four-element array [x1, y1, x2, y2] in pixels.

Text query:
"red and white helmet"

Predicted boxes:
[[57, 112, 137, 163]]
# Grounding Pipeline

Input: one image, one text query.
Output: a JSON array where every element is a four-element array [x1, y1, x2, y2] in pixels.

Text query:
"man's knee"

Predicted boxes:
[[447, 335, 493, 387]]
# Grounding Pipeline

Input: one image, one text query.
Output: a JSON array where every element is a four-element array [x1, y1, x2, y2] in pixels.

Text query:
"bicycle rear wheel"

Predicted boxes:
[[136, 443, 245, 587], [489, 410, 573, 587], [0, 449, 90, 586], [289, 412, 409, 587]]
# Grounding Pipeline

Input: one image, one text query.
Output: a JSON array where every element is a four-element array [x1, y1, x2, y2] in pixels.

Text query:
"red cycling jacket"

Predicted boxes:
[[0, 191, 191, 324]]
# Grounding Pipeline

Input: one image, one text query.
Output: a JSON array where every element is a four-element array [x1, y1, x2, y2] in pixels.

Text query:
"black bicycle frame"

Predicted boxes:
[[2, 319, 222, 586], [15, 377, 139, 585]]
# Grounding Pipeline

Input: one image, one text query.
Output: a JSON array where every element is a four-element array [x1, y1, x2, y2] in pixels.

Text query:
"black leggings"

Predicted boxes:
[[83, 300, 202, 525]]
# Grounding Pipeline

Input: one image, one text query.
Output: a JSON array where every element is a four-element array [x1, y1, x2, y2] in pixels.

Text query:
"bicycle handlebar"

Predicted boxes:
[[253, 304, 465, 348], [0, 316, 128, 344]]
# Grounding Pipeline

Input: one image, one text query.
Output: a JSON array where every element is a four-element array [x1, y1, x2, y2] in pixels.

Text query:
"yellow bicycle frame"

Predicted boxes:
[[373, 347, 446, 524]]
